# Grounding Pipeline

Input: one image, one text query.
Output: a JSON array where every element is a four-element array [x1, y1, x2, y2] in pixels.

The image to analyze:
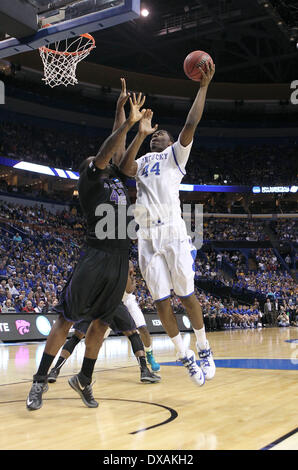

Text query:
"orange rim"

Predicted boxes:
[[39, 24, 95, 56]]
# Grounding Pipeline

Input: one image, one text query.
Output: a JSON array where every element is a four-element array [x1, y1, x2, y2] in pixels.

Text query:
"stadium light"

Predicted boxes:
[[141, 8, 150, 17]]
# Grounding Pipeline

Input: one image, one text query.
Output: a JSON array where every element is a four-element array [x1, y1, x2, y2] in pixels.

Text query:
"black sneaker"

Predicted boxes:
[[48, 367, 60, 383], [140, 367, 161, 383], [68, 375, 98, 408], [26, 376, 48, 411]]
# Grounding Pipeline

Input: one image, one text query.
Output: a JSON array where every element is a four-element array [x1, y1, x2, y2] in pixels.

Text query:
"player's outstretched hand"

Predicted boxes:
[[139, 109, 158, 136], [117, 77, 130, 108], [128, 92, 146, 124], [199, 61, 215, 88]]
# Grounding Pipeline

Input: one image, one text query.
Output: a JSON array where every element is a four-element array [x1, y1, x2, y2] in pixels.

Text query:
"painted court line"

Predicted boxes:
[[160, 358, 298, 370]]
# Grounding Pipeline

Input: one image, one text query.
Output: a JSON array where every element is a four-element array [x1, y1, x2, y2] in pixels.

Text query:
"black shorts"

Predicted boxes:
[[74, 302, 136, 334], [53, 245, 129, 325]]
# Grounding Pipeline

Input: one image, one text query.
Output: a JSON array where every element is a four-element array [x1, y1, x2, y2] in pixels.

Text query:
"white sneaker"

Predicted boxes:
[[177, 350, 205, 386], [197, 340, 216, 380]]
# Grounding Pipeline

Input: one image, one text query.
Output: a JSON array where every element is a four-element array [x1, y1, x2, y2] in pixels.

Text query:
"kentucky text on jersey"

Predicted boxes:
[[142, 153, 169, 163]]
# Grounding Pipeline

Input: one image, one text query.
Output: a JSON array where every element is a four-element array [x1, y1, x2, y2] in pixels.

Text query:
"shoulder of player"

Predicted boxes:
[[79, 158, 103, 181]]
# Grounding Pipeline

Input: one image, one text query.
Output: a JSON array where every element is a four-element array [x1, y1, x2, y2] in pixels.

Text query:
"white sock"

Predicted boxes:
[[193, 326, 208, 350], [104, 327, 112, 339], [144, 345, 152, 353], [171, 333, 186, 358]]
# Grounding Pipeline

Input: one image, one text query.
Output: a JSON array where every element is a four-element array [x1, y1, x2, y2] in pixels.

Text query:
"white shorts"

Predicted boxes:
[[122, 292, 146, 328], [137, 226, 197, 301]]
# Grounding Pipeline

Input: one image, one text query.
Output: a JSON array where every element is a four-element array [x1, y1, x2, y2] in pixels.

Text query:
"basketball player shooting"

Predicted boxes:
[[119, 61, 216, 386]]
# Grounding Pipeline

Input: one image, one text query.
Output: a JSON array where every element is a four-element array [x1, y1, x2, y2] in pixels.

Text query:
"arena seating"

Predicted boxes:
[[1, 199, 296, 329]]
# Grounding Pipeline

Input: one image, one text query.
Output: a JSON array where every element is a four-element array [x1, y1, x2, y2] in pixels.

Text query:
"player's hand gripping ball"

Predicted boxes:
[[183, 50, 214, 82]]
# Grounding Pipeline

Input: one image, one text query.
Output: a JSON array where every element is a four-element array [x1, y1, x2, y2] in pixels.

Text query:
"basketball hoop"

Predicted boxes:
[[39, 26, 96, 88]]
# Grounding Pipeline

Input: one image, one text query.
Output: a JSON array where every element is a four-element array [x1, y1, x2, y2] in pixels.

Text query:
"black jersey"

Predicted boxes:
[[78, 159, 132, 252]]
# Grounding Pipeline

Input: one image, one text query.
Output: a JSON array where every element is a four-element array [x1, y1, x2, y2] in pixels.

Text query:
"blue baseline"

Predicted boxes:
[[160, 358, 298, 371]]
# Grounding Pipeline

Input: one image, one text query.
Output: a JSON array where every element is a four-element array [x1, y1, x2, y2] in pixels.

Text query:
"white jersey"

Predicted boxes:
[[134, 136, 193, 231]]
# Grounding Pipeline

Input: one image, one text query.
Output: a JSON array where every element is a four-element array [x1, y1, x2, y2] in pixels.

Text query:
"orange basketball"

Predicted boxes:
[[183, 50, 214, 82]]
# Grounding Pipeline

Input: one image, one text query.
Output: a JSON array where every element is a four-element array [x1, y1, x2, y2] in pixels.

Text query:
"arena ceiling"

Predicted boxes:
[[85, 0, 298, 83]]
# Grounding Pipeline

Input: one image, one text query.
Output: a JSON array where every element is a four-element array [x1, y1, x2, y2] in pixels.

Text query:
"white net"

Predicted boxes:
[[39, 33, 95, 88]]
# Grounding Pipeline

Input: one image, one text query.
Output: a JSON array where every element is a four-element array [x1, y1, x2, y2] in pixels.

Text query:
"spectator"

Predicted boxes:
[[0, 286, 6, 303], [34, 300, 47, 314], [22, 300, 35, 313], [0, 263, 8, 278], [13, 234, 22, 242], [6, 279, 19, 296], [14, 295, 25, 313], [1, 299, 16, 313], [277, 309, 290, 327]]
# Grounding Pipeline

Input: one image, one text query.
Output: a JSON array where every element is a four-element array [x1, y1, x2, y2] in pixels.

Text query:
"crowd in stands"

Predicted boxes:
[[0, 200, 297, 330], [202, 218, 297, 242], [0, 200, 84, 242], [186, 143, 297, 186], [0, 120, 100, 171], [1, 119, 297, 187], [0, 200, 83, 315], [193, 248, 297, 329]]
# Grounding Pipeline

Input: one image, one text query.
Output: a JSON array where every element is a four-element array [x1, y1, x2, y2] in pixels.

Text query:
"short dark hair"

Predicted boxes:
[[159, 129, 175, 143], [166, 131, 175, 143], [79, 156, 94, 174]]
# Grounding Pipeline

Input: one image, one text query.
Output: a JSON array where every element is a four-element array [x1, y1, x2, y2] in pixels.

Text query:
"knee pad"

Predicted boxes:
[[63, 334, 81, 354], [128, 332, 144, 355]]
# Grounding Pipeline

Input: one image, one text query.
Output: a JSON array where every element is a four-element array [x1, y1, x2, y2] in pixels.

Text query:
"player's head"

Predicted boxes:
[[150, 130, 174, 152], [79, 156, 113, 176], [79, 156, 94, 174]]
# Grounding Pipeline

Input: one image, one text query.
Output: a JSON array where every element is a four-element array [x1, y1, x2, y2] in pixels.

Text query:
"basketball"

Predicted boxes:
[[183, 50, 214, 81]]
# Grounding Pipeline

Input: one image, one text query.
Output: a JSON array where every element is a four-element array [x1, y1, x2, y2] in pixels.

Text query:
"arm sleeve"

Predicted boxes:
[[171, 134, 193, 171]]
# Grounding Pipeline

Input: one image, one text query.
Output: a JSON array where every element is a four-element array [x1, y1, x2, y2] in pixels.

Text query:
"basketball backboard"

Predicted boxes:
[[0, 0, 140, 58]]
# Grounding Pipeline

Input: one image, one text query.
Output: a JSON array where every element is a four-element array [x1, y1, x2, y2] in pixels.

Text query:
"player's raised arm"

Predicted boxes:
[[94, 91, 146, 170], [180, 62, 215, 147], [120, 107, 158, 177], [112, 78, 130, 167]]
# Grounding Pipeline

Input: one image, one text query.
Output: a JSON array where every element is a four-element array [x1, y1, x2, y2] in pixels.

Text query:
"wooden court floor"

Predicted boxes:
[[0, 327, 297, 451]]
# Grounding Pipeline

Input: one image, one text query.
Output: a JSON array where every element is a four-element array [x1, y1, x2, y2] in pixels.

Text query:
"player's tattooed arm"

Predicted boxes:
[[94, 92, 146, 170], [180, 61, 215, 147], [120, 108, 158, 177]]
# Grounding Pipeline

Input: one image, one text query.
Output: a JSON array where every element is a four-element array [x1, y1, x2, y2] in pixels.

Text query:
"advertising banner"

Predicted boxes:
[[0, 314, 57, 342], [0, 313, 192, 342]]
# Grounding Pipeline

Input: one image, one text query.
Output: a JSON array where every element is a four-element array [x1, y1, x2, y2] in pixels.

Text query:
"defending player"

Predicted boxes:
[[26, 90, 147, 411], [119, 63, 216, 386]]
